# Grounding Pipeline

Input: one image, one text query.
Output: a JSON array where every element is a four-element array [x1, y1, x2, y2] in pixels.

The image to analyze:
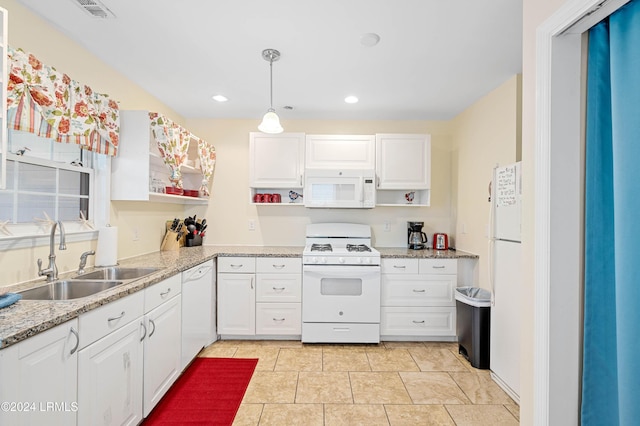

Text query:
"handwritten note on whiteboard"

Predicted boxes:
[[496, 166, 517, 207]]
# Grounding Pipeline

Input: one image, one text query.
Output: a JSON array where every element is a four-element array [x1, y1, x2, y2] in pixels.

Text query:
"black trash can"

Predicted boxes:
[[455, 287, 491, 369]]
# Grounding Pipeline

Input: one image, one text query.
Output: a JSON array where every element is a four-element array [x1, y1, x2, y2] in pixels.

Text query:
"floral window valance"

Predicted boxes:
[[196, 137, 216, 196], [149, 112, 190, 189], [6, 47, 120, 156], [149, 112, 216, 193]]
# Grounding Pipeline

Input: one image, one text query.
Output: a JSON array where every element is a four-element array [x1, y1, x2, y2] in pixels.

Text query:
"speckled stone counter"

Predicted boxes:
[[378, 247, 478, 259], [0, 245, 475, 349]]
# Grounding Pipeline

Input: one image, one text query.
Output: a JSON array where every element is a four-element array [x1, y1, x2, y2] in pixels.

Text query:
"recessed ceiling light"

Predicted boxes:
[[360, 33, 380, 47], [345, 96, 359, 104], [212, 95, 228, 102]]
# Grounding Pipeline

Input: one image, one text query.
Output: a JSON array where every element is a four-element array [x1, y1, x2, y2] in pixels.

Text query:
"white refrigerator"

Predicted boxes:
[[490, 162, 521, 403]]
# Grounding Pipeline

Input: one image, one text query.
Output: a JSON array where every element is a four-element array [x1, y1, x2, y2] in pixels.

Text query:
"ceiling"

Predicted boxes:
[[18, 0, 522, 121]]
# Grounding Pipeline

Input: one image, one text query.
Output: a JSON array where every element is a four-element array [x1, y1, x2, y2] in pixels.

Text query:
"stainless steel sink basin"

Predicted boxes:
[[18, 280, 125, 301], [76, 267, 161, 281]]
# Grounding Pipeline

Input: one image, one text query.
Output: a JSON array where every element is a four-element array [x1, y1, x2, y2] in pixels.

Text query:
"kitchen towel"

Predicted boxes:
[[0, 293, 22, 309], [95, 226, 118, 266]]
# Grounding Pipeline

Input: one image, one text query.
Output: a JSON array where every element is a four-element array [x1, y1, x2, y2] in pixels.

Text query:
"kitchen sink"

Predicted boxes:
[[76, 266, 161, 281], [17, 280, 125, 301]]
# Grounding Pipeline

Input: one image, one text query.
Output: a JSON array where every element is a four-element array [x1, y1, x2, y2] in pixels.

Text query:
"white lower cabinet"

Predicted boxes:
[[77, 290, 144, 426], [0, 319, 79, 426], [77, 319, 144, 426], [381, 258, 457, 339], [217, 256, 301, 338], [217, 266, 256, 335], [143, 275, 182, 417]]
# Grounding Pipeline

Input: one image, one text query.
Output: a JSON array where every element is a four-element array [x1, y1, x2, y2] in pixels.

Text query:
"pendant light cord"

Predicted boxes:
[[269, 56, 274, 110]]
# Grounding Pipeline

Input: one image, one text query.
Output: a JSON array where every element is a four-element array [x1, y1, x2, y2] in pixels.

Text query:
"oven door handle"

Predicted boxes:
[[303, 265, 380, 278]]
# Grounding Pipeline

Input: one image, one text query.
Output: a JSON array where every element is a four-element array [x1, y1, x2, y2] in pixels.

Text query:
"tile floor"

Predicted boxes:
[[199, 340, 519, 425]]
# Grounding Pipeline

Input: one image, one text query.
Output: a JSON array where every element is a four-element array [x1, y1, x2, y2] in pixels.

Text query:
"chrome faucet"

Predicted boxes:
[[37, 221, 67, 282], [77, 250, 95, 275]]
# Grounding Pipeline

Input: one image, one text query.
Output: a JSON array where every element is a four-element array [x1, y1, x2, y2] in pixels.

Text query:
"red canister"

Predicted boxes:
[[270, 194, 281, 203]]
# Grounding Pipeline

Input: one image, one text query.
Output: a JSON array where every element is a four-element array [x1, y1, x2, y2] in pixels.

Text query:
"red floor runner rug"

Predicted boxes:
[[144, 357, 258, 425]]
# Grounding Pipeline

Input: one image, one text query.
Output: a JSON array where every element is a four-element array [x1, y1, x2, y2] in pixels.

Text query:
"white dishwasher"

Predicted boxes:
[[181, 260, 216, 370]]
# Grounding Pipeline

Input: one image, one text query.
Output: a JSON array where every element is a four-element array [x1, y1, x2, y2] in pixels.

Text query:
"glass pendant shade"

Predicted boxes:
[[258, 108, 283, 134], [258, 49, 283, 134]]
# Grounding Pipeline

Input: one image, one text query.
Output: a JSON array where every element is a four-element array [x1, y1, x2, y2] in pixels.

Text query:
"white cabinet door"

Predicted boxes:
[[375, 134, 431, 189], [217, 273, 255, 335], [249, 132, 304, 188], [0, 319, 79, 426], [78, 319, 144, 426], [143, 294, 182, 417], [305, 134, 375, 169]]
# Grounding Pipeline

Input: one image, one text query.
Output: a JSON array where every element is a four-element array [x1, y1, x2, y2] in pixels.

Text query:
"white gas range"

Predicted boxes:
[[301, 223, 381, 344]]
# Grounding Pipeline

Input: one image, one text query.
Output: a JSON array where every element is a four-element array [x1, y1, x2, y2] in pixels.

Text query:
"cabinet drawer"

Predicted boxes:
[[145, 274, 182, 313], [256, 274, 301, 302], [419, 259, 457, 274], [255, 303, 301, 335], [301, 322, 380, 344], [381, 275, 455, 307], [79, 290, 144, 350], [217, 257, 256, 273], [381, 258, 419, 274], [381, 307, 456, 336], [256, 257, 301, 274]]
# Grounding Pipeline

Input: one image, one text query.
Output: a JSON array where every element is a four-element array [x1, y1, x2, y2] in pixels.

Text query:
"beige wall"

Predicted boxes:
[[184, 119, 455, 248], [450, 75, 522, 290]]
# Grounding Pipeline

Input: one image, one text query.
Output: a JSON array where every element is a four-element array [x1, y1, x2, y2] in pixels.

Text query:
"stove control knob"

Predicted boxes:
[[357, 257, 363, 264], [339, 257, 345, 264], [311, 257, 318, 264], [321, 257, 327, 264], [363, 258, 371, 264]]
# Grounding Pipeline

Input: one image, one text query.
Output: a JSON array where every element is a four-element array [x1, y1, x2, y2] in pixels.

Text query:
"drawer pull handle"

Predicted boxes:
[[230, 264, 243, 269], [273, 317, 285, 322], [272, 264, 285, 269], [160, 288, 171, 297], [333, 327, 351, 332], [393, 265, 406, 269], [272, 286, 285, 292], [413, 289, 426, 293], [140, 321, 147, 342], [107, 311, 125, 323], [413, 320, 426, 324], [149, 319, 156, 338], [69, 327, 79, 355], [432, 265, 446, 269]]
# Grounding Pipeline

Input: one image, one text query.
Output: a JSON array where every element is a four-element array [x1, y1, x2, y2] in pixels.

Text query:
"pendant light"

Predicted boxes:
[[258, 48, 284, 134]]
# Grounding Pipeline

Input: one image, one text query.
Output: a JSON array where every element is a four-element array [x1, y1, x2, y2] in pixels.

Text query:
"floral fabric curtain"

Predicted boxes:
[[196, 137, 216, 196], [6, 47, 120, 156], [149, 112, 190, 189]]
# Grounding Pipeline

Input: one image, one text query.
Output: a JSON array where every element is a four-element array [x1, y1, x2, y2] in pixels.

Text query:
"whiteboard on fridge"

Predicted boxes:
[[493, 162, 522, 242]]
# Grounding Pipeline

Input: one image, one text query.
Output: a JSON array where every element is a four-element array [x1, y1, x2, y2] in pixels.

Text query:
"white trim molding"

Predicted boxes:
[[534, 0, 629, 424]]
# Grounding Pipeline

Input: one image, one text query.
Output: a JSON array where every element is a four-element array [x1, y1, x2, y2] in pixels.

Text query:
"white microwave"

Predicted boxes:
[[304, 169, 376, 208]]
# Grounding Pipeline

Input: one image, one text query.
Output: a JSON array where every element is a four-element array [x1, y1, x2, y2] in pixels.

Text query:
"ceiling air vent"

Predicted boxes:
[[70, 0, 116, 19]]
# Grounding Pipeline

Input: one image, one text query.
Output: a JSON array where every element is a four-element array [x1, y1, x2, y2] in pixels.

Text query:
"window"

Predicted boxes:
[[0, 130, 109, 246]]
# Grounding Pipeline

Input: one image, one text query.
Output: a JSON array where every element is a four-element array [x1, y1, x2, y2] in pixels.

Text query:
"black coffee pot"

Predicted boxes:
[[407, 221, 428, 250]]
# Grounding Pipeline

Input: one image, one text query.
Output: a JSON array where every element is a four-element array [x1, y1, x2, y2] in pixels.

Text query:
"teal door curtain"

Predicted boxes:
[[582, 0, 640, 424]]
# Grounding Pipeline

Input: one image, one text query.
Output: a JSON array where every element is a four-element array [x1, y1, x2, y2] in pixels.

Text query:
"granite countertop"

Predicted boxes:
[[0, 245, 476, 349]]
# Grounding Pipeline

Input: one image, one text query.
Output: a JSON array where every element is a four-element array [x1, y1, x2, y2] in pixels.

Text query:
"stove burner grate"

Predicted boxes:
[[311, 243, 333, 252], [346, 244, 371, 252]]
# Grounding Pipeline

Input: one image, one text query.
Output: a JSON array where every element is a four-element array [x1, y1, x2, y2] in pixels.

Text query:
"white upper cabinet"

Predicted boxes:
[[375, 134, 431, 206], [376, 134, 431, 189], [249, 132, 304, 188], [112, 110, 208, 205], [305, 135, 375, 169]]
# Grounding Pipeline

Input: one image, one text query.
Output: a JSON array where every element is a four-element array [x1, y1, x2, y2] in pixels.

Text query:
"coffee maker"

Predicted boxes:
[[407, 221, 428, 250]]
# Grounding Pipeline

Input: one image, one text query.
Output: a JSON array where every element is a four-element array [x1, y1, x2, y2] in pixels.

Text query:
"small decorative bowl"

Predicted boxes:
[[165, 186, 184, 196]]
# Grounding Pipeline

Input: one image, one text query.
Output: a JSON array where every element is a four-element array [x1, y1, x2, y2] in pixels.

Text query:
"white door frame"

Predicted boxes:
[[534, 0, 629, 424]]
